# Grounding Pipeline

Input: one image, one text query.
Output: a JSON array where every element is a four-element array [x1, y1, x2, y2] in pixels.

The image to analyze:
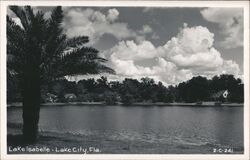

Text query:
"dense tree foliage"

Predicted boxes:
[[8, 74, 244, 104], [178, 76, 210, 102]]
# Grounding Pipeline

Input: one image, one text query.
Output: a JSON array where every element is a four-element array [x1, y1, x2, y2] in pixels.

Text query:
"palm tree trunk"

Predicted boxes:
[[22, 71, 41, 144]]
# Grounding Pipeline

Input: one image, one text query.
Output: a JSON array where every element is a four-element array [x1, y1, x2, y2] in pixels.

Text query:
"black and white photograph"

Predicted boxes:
[[0, 1, 249, 160]]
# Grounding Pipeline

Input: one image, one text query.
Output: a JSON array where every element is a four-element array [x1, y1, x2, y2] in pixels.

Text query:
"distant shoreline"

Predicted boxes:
[[7, 102, 243, 108]]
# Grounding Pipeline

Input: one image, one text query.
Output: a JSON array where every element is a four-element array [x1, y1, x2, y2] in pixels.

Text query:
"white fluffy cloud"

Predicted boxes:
[[200, 8, 243, 49], [107, 8, 119, 22], [62, 8, 158, 44], [139, 25, 153, 34], [110, 40, 158, 61], [62, 8, 137, 43], [162, 25, 223, 70], [106, 24, 241, 85]]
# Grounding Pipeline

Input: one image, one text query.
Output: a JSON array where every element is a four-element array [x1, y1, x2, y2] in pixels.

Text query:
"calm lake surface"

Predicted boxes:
[[7, 105, 244, 153]]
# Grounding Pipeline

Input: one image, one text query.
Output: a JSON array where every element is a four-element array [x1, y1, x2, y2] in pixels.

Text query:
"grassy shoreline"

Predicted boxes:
[[7, 127, 244, 154], [7, 102, 243, 108]]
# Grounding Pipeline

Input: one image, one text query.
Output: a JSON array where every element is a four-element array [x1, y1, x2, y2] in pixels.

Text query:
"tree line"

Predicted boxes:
[[8, 74, 244, 104]]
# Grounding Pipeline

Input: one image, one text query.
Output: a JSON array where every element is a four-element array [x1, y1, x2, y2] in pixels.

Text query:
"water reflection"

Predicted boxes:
[[8, 105, 243, 149]]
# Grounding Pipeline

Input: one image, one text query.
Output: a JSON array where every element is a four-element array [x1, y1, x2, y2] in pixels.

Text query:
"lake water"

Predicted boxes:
[[7, 105, 244, 154]]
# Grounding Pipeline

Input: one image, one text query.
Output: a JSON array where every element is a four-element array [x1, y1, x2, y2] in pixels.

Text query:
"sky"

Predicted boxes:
[[8, 6, 244, 86]]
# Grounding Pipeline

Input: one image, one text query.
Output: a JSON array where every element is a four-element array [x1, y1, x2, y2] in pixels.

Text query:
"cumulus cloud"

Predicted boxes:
[[62, 7, 159, 44], [107, 8, 119, 22], [200, 8, 243, 49], [110, 40, 158, 61], [139, 25, 153, 34], [105, 24, 241, 85], [62, 7, 137, 43], [7, 6, 242, 85], [162, 25, 223, 70]]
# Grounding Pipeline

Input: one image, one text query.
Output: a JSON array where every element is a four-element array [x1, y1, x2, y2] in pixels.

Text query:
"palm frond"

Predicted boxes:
[[9, 6, 29, 30], [60, 46, 99, 63], [50, 46, 115, 77], [7, 16, 26, 58], [7, 16, 25, 41], [30, 11, 47, 42], [94, 63, 116, 74], [7, 15, 24, 31], [24, 6, 34, 24], [43, 6, 65, 60], [47, 6, 63, 36], [64, 36, 89, 48], [49, 6, 63, 24], [55, 60, 115, 77], [7, 54, 23, 75], [8, 5, 115, 83]]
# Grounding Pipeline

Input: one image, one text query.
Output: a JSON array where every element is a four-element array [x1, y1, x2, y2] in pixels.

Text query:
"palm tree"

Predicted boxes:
[[7, 6, 114, 143]]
